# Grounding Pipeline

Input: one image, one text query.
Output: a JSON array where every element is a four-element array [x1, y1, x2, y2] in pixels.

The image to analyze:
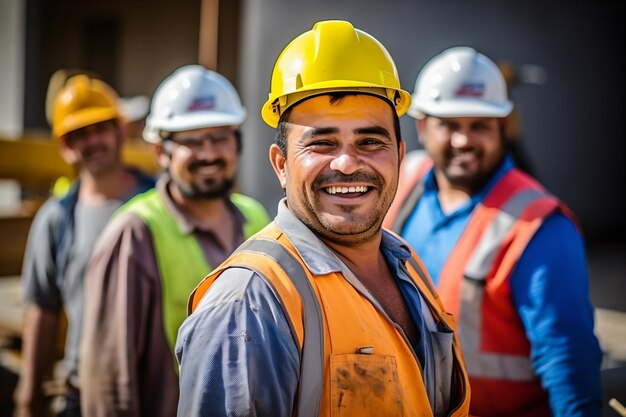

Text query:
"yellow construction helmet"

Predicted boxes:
[[261, 20, 411, 128], [52, 74, 122, 139]]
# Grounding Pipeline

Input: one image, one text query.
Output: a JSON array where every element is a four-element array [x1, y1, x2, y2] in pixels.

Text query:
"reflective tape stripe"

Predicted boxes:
[[237, 238, 323, 417], [465, 188, 545, 280], [459, 189, 546, 381], [459, 280, 535, 380]]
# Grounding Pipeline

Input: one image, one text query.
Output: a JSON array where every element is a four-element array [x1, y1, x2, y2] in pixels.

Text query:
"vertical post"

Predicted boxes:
[[0, 0, 25, 138], [198, 0, 219, 70]]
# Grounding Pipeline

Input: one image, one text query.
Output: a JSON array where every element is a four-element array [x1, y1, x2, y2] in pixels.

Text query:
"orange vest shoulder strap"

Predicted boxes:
[[187, 224, 325, 417], [384, 150, 433, 230]]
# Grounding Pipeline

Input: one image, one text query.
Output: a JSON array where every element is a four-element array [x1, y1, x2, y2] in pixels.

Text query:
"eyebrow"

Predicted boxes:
[[300, 126, 391, 140], [354, 126, 391, 138], [301, 127, 339, 140]]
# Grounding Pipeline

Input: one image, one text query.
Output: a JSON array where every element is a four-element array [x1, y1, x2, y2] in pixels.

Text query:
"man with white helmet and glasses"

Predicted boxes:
[[79, 65, 270, 417], [384, 47, 601, 416], [177, 21, 470, 417]]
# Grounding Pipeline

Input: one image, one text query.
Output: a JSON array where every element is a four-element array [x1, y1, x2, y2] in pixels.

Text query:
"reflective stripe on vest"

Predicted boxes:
[[235, 238, 323, 417], [445, 175, 563, 383], [458, 188, 548, 380]]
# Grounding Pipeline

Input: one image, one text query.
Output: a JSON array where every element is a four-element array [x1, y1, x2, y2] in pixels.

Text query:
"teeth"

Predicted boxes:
[[326, 186, 368, 194]]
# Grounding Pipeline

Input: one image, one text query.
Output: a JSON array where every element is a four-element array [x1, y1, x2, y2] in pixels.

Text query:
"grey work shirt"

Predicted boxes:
[[80, 175, 249, 417], [176, 199, 454, 417], [23, 196, 131, 385]]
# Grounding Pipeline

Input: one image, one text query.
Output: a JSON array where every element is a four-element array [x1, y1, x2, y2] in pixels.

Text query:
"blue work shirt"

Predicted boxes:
[[176, 199, 448, 417], [400, 154, 602, 417]]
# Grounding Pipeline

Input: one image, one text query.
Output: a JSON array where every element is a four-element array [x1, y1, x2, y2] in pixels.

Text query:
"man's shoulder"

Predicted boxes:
[[195, 267, 273, 312], [31, 196, 66, 229], [94, 210, 153, 253]]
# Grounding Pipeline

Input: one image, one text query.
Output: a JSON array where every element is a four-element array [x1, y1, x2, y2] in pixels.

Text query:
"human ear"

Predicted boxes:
[[59, 141, 78, 165], [269, 144, 287, 189], [155, 143, 171, 170]]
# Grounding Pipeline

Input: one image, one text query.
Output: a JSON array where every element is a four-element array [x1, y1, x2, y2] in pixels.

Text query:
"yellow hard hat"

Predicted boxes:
[[261, 20, 411, 128], [52, 74, 122, 139]]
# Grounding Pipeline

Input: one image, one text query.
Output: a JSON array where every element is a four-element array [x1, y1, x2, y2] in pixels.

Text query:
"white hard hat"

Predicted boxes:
[[143, 65, 246, 142], [407, 47, 513, 119]]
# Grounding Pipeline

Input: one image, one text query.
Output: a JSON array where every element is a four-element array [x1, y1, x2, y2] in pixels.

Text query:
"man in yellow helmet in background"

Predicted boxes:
[[79, 65, 270, 417], [14, 75, 155, 417], [176, 21, 470, 417]]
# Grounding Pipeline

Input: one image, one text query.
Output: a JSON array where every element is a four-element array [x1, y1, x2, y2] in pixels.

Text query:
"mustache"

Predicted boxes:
[[312, 171, 384, 189], [188, 159, 226, 171]]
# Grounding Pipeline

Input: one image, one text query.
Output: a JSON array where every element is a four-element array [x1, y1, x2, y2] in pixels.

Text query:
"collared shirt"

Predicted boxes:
[[400, 154, 602, 417], [80, 175, 249, 417], [176, 199, 450, 417]]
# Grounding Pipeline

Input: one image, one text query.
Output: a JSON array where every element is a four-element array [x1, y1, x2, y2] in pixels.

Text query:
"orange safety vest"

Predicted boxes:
[[385, 152, 576, 417], [189, 223, 471, 417]]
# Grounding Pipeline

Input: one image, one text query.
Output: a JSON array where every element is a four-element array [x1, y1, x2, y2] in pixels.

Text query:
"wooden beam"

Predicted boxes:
[[198, 0, 219, 70], [0, 136, 160, 193]]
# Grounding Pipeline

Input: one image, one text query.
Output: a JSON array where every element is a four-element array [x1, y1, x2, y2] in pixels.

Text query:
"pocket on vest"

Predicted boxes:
[[329, 353, 402, 417]]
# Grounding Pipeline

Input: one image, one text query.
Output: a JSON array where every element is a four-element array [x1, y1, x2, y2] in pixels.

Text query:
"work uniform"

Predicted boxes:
[[177, 199, 470, 417], [385, 151, 602, 417], [80, 176, 270, 417]]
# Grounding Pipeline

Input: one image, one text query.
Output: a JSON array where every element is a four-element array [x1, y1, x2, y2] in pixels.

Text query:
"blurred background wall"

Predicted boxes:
[[0, 0, 623, 299], [4, 0, 623, 241]]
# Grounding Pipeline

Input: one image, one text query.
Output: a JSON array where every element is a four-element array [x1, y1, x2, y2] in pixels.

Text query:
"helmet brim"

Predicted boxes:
[[54, 107, 121, 139], [145, 110, 247, 142], [407, 98, 513, 119]]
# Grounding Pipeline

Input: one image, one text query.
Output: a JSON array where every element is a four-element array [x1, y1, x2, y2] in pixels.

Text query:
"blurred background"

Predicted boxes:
[[0, 0, 624, 414]]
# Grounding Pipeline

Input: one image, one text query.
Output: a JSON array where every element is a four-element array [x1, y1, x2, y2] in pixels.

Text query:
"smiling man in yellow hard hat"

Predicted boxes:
[[176, 21, 471, 417], [14, 75, 154, 417]]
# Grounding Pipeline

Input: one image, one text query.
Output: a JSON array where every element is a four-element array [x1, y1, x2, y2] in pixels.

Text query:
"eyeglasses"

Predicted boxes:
[[166, 130, 235, 151]]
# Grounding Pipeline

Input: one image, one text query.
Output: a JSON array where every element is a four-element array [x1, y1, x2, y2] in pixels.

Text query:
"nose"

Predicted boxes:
[[329, 150, 362, 175], [450, 130, 469, 148]]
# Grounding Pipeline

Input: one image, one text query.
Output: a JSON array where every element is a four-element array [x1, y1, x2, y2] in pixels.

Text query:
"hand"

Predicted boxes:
[[12, 399, 52, 417]]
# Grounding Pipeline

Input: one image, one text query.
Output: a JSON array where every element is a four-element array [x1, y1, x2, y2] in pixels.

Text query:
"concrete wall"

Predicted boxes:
[[0, 0, 25, 138], [236, 0, 624, 242]]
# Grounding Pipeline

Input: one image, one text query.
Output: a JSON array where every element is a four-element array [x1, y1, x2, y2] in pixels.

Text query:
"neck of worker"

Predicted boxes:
[[78, 163, 135, 204]]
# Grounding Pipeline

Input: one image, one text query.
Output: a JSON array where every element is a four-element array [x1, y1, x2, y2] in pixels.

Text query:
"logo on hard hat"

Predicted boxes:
[[455, 82, 484, 98], [187, 96, 216, 112]]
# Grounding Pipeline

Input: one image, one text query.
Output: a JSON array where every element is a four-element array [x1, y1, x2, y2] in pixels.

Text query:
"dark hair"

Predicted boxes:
[[275, 92, 402, 156]]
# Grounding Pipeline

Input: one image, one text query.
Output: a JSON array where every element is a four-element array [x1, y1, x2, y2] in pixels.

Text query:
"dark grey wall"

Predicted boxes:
[[237, 0, 624, 243]]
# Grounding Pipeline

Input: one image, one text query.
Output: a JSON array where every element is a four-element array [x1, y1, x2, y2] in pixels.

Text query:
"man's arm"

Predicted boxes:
[[13, 306, 58, 417], [511, 213, 603, 417], [80, 213, 176, 417], [14, 201, 63, 417], [176, 268, 299, 417]]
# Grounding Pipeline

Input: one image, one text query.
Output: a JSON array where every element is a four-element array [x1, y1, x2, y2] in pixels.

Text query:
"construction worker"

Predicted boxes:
[[79, 65, 270, 417], [177, 21, 470, 417], [14, 75, 155, 417], [384, 47, 602, 417]]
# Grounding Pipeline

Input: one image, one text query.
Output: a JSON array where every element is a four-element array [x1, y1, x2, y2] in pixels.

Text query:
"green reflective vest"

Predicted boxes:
[[118, 189, 270, 357]]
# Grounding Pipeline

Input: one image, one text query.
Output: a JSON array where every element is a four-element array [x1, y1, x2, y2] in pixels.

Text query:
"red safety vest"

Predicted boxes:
[[189, 223, 471, 417], [385, 152, 577, 417]]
